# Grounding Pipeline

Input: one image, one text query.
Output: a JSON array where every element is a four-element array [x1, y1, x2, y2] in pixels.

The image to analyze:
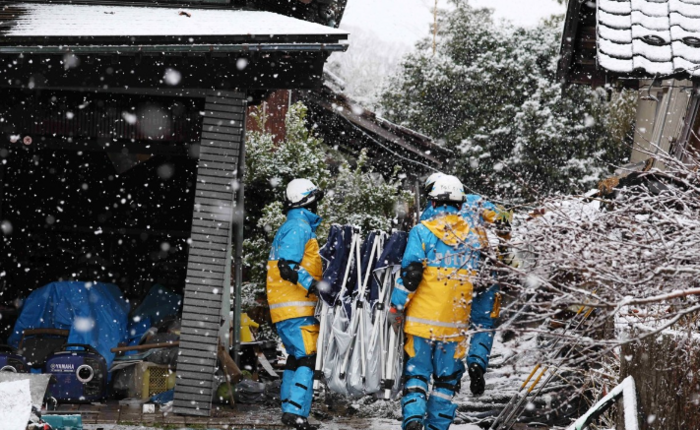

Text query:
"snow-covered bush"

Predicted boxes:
[[485, 148, 700, 425], [242, 103, 330, 308], [320, 150, 412, 234], [508, 154, 700, 332]]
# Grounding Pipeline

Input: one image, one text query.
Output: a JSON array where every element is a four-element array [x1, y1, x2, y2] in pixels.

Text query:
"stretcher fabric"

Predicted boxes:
[[318, 225, 354, 305]]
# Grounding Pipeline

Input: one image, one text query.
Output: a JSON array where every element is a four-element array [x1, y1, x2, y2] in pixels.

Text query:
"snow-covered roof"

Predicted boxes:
[[0, 2, 348, 40], [598, 0, 700, 76]]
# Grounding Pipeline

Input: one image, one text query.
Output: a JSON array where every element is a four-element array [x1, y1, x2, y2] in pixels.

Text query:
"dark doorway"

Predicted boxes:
[[0, 89, 204, 339]]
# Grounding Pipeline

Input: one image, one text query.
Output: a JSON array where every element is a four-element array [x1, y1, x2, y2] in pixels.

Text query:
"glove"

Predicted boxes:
[[278, 259, 299, 285], [468, 363, 485, 395], [401, 262, 424, 292], [387, 306, 404, 334], [307, 279, 319, 297]]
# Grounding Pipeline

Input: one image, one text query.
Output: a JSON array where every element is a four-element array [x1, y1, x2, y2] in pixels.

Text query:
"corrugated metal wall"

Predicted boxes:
[[173, 90, 245, 417]]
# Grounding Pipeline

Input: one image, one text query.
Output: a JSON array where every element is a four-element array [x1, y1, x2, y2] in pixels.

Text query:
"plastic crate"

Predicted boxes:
[[142, 364, 176, 399], [122, 362, 176, 400]]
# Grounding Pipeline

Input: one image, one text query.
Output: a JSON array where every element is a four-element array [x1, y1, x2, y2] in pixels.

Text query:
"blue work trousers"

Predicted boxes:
[[277, 316, 319, 418], [402, 335, 465, 430]]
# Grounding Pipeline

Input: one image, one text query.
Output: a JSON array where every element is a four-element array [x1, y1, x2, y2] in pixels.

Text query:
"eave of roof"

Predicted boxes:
[[0, 2, 348, 53], [0, 43, 348, 55], [559, 0, 700, 86], [301, 85, 452, 169], [557, 0, 606, 86], [557, 0, 584, 83]]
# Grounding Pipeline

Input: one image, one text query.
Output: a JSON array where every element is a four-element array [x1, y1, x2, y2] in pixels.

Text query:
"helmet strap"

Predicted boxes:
[[307, 200, 319, 214], [431, 200, 461, 210]]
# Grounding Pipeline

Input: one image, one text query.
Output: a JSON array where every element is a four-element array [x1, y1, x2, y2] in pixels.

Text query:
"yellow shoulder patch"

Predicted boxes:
[[421, 214, 470, 246]]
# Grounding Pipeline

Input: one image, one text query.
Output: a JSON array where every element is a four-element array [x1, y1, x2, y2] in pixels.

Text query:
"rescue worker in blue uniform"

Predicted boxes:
[[420, 172, 513, 263], [420, 173, 500, 226], [389, 175, 501, 430], [267, 178, 324, 430]]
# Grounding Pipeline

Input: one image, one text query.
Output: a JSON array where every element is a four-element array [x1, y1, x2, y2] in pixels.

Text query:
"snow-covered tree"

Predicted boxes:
[[242, 103, 330, 307], [242, 103, 410, 307], [320, 150, 412, 234], [380, 0, 634, 202], [326, 25, 410, 109]]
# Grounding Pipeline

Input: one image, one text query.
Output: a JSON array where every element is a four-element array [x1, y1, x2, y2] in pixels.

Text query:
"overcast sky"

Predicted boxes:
[[340, 0, 565, 47]]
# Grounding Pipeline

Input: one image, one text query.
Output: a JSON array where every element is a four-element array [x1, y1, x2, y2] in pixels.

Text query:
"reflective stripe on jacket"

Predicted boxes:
[[267, 208, 323, 323]]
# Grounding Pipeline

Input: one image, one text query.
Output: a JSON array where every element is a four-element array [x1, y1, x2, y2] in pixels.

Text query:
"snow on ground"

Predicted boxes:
[[79, 334, 550, 430], [85, 420, 482, 430], [455, 331, 543, 421], [0, 379, 33, 430]]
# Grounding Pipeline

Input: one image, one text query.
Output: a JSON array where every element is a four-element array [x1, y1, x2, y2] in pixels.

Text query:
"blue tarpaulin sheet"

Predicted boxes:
[[125, 284, 181, 354], [8, 281, 130, 368], [130, 284, 181, 325], [42, 415, 83, 430]]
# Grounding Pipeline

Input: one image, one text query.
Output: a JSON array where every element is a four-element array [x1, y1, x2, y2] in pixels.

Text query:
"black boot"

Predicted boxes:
[[282, 412, 319, 430], [405, 420, 423, 430]]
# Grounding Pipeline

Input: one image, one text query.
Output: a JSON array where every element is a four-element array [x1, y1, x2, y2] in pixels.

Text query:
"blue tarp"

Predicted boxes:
[[150, 388, 175, 404], [125, 284, 182, 354], [130, 284, 181, 325], [8, 281, 130, 368]]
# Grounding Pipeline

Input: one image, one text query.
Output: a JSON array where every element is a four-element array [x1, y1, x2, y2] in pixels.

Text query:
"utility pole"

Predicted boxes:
[[432, 0, 438, 56]]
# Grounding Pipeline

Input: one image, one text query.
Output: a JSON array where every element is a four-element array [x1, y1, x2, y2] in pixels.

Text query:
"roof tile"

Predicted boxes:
[[597, 0, 700, 76]]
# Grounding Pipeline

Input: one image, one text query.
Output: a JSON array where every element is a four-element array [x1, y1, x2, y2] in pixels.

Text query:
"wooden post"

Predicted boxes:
[[432, 0, 438, 56]]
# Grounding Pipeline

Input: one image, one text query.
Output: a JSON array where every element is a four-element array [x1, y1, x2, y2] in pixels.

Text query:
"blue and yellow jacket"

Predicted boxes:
[[266, 208, 323, 324], [392, 205, 500, 369]]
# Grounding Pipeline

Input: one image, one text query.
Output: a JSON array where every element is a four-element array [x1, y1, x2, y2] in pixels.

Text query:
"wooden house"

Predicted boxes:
[[0, 0, 347, 416], [558, 0, 700, 167]]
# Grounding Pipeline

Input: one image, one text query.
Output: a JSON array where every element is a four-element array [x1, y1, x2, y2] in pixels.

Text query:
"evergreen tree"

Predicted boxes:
[[380, 0, 634, 202], [242, 102, 410, 307], [321, 150, 412, 233]]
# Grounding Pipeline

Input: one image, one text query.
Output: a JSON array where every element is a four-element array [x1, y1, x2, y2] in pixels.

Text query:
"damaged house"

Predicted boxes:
[[558, 0, 700, 167], [0, 0, 348, 418]]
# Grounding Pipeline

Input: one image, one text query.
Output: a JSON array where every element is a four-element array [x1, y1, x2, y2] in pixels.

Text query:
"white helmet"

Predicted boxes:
[[423, 172, 445, 194], [285, 178, 324, 210], [427, 174, 466, 203]]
